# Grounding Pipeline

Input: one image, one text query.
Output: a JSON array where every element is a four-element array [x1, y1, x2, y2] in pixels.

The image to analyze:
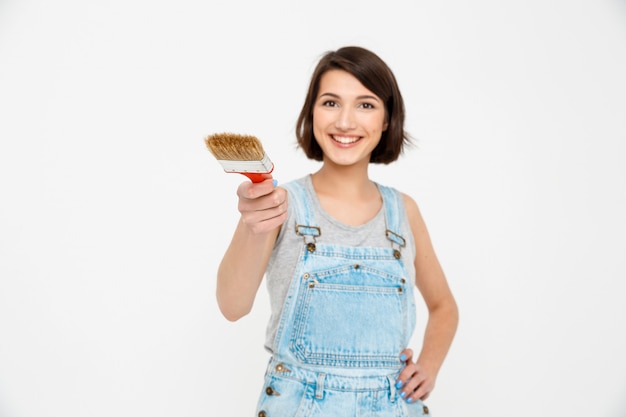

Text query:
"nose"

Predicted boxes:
[[335, 107, 356, 130]]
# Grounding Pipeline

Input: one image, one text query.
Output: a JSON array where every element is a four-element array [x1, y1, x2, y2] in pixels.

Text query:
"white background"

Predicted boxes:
[[1, 1, 625, 416]]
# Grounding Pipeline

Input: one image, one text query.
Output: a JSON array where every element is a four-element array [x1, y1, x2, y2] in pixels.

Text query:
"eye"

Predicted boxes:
[[322, 100, 338, 107], [360, 102, 375, 109]]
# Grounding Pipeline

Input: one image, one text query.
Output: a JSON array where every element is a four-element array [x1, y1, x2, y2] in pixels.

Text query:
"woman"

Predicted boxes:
[[216, 46, 458, 416]]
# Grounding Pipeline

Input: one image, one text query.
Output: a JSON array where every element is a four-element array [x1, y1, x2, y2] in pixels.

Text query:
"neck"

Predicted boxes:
[[310, 161, 382, 226], [311, 161, 377, 200]]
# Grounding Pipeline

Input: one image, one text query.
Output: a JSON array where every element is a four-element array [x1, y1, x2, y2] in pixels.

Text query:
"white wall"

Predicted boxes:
[[1, 1, 625, 416]]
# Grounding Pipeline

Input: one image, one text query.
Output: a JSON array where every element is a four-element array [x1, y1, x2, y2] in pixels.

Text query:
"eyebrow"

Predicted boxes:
[[318, 92, 381, 102]]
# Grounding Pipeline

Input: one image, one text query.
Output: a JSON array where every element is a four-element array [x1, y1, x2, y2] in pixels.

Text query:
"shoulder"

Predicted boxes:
[[375, 183, 424, 231], [280, 175, 310, 194], [397, 192, 429, 237], [400, 192, 419, 217], [376, 183, 419, 217]]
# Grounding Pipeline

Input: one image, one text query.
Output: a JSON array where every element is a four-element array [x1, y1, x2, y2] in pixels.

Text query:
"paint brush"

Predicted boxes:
[[204, 132, 274, 183]]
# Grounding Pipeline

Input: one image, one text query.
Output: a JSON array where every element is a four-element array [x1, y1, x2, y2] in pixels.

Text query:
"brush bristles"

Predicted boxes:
[[205, 133, 266, 161]]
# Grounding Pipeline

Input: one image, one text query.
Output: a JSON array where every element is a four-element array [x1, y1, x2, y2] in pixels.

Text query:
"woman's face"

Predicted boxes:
[[312, 69, 388, 167]]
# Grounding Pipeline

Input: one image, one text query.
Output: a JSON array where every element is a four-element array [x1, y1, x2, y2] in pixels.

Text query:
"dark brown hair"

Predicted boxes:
[[296, 46, 411, 164]]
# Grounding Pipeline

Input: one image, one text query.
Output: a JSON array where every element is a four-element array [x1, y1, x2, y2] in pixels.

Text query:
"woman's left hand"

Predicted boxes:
[[395, 348, 436, 402]]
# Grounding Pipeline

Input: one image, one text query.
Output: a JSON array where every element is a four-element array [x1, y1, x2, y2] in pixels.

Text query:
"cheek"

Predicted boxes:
[[369, 119, 387, 135], [368, 112, 387, 132], [313, 109, 330, 126]]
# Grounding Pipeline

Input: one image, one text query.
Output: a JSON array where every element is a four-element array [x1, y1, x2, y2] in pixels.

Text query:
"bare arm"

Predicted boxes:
[[216, 177, 288, 321], [396, 194, 459, 402]]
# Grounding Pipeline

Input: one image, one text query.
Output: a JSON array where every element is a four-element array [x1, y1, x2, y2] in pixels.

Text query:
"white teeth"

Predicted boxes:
[[332, 135, 360, 144]]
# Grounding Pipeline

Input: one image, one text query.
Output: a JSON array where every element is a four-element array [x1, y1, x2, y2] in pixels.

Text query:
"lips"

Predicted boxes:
[[331, 135, 361, 144]]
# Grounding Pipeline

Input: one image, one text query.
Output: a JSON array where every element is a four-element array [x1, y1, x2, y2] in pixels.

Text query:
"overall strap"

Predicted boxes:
[[282, 180, 321, 248], [378, 184, 407, 256]]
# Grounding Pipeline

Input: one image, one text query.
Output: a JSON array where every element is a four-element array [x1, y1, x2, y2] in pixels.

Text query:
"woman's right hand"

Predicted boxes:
[[216, 176, 287, 321], [236, 177, 288, 235]]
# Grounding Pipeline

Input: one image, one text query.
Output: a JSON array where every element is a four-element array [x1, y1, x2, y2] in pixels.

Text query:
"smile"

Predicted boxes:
[[331, 135, 361, 144]]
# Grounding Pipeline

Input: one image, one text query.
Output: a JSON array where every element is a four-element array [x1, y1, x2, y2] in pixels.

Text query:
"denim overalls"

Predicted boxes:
[[256, 180, 430, 416]]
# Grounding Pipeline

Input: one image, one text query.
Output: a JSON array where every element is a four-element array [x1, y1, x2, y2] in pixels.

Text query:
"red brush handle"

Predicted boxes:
[[241, 172, 267, 183], [238, 166, 274, 183]]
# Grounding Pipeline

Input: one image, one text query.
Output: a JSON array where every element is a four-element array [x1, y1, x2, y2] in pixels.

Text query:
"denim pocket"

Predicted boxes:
[[290, 263, 408, 368], [403, 399, 431, 417], [256, 374, 311, 417]]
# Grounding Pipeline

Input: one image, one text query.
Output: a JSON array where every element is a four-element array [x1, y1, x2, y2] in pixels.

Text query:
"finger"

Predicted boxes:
[[399, 365, 423, 391], [242, 195, 287, 222], [407, 379, 432, 403], [239, 190, 288, 233], [405, 371, 426, 393], [396, 363, 415, 387], [238, 178, 276, 200], [405, 370, 435, 403], [395, 349, 415, 388], [245, 209, 288, 234], [239, 191, 286, 221], [399, 348, 414, 364]]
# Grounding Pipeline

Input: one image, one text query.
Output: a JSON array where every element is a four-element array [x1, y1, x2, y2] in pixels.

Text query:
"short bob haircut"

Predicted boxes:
[[296, 46, 411, 164]]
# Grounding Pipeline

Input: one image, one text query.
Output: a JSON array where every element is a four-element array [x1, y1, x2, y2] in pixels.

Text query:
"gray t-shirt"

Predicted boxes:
[[263, 175, 416, 352]]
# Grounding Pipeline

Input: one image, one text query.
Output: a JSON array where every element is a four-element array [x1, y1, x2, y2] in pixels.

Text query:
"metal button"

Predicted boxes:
[[308, 283, 315, 289], [306, 242, 316, 252], [275, 363, 290, 373], [398, 287, 403, 293], [400, 278, 406, 284], [393, 249, 401, 259], [258, 411, 267, 417], [423, 405, 429, 414], [354, 264, 360, 269], [302, 273, 310, 280], [265, 386, 274, 395]]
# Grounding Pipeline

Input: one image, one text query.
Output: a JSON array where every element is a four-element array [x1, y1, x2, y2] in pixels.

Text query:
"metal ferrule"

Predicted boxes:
[[217, 153, 273, 173]]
